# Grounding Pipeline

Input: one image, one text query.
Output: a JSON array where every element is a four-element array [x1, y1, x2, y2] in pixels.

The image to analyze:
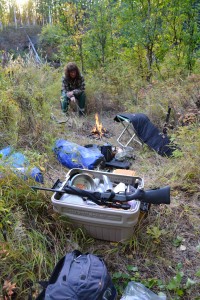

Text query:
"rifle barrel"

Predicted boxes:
[[30, 186, 65, 193]]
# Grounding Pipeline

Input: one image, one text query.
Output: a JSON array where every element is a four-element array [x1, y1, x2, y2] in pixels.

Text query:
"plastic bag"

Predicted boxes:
[[115, 146, 134, 161], [0, 147, 44, 183], [120, 281, 166, 300], [0, 146, 13, 158]]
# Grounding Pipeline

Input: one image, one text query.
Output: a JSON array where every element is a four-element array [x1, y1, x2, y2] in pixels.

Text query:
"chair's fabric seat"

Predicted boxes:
[[114, 113, 174, 157]]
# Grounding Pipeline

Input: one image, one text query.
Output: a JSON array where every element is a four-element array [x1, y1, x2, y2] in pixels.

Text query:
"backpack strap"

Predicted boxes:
[[47, 256, 66, 284], [34, 288, 46, 300], [34, 256, 65, 300]]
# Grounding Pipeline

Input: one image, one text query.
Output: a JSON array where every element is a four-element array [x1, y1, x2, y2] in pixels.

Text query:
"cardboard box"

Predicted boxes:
[[113, 169, 136, 176], [51, 168, 143, 242]]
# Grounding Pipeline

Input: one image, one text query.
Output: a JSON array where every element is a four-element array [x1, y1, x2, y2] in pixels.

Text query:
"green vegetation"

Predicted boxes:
[[0, 1, 200, 298], [0, 55, 199, 299], [1, 0, 200, 82], [112, 262, 197, 299]]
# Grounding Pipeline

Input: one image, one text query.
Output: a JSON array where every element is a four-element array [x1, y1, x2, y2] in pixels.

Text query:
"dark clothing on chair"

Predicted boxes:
[[114, 113, 175, 157]]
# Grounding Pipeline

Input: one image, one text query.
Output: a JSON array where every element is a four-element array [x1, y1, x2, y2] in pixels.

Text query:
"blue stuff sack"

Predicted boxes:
[[35, 250, 117, 300], [29, 167, 44, 183], [53, 139, 105, 170]]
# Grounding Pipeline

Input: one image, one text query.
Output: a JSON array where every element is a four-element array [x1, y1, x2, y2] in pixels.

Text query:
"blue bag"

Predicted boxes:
[[53, 140, 105, 170], [0, 146, 13, 158], [0, 147, 44, 183], [36, 250, 117, 300]]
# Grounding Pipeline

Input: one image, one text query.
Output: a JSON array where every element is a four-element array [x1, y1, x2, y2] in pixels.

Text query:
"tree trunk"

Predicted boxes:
[[146, 45, 153, 82]]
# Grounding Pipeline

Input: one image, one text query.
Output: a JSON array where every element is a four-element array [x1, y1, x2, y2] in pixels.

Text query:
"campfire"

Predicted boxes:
[[90, 113, 110, 139]]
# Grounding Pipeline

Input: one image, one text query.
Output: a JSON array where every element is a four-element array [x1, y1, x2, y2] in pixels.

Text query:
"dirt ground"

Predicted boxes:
[[50, 109, 144, 170], [48, 109, 174, 187], [46, 109, 200, 300]]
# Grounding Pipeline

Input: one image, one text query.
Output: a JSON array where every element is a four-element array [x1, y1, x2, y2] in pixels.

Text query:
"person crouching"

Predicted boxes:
[[61, 62, 86, 117]]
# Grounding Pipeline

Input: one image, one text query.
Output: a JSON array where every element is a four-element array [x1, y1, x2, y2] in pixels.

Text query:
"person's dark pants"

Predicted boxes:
[[61, 92, 86, 115]]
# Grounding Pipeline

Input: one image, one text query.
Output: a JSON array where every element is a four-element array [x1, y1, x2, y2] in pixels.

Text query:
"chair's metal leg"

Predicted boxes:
[[117, 122, 142, 148]]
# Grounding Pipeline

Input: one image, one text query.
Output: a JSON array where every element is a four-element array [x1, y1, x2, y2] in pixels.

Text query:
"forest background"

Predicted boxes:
[[0, 0, 200, 299]]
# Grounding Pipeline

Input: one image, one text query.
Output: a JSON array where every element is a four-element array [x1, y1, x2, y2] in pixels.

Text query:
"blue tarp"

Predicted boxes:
[[0, 146, 44, 183], [53, 139, 105, 170]]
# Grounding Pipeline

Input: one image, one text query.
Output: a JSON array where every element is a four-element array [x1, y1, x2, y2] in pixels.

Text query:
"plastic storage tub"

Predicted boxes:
[[51, 168, 144, 242]]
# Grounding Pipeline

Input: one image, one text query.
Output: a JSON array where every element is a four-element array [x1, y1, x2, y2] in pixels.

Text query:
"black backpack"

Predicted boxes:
[[35, 250, 117, 300]]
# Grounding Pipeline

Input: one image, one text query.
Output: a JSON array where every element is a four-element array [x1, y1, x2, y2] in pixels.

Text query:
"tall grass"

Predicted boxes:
[[0, 56, 199, 299], [0, 171, 94, 298], [0, 57, 61, 150]]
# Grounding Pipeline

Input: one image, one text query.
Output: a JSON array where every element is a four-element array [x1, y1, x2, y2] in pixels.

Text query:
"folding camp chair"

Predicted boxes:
[[114, 114, 143, 148], [114, 113, 175, 157]]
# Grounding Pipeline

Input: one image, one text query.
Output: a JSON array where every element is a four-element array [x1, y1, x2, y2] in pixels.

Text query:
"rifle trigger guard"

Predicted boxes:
[[108, 190, 115, 200], [101, 190, 115, 202]]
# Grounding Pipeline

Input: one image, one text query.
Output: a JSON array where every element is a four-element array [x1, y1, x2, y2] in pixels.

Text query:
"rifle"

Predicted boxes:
[[163, 106, 171, 134], [31, 184, 170, 210]]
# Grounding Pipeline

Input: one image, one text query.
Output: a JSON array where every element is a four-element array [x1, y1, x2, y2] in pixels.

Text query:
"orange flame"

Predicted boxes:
[[92, 113, 104, 137]]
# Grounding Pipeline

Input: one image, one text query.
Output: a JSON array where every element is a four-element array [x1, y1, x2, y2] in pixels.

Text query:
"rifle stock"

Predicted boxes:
[[141, 186, 170, 204]]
